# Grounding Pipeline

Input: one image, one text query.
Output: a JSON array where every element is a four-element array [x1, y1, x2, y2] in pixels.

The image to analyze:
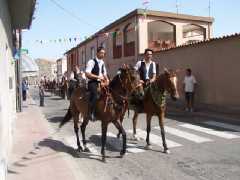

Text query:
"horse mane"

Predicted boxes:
[[109, 74, 120, 89]]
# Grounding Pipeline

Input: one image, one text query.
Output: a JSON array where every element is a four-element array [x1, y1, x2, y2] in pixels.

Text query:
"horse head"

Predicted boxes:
[[156, 68, 179, 101], [118, 65, 144, 97]]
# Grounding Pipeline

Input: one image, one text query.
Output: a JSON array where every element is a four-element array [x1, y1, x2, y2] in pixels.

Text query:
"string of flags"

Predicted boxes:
[[32, 24, 138, 45], [29, 1, 148, 45]]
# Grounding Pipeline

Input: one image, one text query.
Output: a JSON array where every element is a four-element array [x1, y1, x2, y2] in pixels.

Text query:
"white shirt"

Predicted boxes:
[[183, 75, 197, 92], [134, 60, 156, 79], [70, 72, 74, 80], [85, 57, 107, 78]]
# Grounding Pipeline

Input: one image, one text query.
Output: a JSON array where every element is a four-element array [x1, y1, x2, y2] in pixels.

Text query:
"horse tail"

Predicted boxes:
[[59, 107, 72, 128]]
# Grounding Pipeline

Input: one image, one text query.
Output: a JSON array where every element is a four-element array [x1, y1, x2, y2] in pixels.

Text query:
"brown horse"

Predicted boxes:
[[130, 70, 179, 153], [59, 67, 143, 161]]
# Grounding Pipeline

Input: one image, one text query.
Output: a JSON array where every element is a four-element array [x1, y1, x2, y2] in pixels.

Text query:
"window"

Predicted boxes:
[[100, 41, 106, 49], [113, 29, 122, 59], [91, 47, 95, 59], [148, 21, 176, 51], [124, 23, 135, 57], [182, 24, 206, 44]]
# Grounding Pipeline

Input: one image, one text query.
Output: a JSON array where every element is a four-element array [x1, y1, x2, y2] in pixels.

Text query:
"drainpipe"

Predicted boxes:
[[18, 29, 22, 112]]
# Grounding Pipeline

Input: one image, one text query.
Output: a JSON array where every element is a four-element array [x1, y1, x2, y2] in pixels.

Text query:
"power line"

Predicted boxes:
[[49, 0, 98, 30]]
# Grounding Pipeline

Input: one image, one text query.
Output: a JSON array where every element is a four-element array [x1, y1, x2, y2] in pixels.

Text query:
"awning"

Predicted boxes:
[[8, 0, 36, 29]]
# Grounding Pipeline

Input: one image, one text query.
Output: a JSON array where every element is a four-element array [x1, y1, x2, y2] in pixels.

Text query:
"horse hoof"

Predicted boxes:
[[164, 149, 170, 154], [77, 147, 83, 152], [144, 145, 152, 150], [132, 135, 139, 141], [102, 157, 106, 163], [120, 150, 126, 157], [84, 147, 90, 152]]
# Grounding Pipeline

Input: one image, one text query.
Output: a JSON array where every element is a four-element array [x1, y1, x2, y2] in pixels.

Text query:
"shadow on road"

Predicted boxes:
[[38, 138, 121, 163], [48, 116, 64, 124]]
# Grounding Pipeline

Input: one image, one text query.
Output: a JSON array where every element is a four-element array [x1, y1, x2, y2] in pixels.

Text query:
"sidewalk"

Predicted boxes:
[[167, 101, 240, 123], [7, 97, 83, 180]]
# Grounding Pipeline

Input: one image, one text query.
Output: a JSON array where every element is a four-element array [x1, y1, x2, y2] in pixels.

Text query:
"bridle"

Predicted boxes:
[[118, 70, 142, 96]]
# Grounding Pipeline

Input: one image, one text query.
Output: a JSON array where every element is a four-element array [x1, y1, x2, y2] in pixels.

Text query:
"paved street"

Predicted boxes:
[[30, 87, 240, 180]]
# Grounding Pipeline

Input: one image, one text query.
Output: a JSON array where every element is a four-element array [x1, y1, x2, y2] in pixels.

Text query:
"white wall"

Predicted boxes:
[[0, 0, 17, 179]]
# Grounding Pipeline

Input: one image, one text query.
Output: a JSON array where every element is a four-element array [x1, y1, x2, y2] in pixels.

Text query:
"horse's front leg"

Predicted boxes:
[[158, 108, 170, 154], [145, 114, 152, 149], [117, 114, 124, 139], [80, 116, 90, 152], [101, 122, 108, 162], [113, 120, 126, 157], [73, 114, 83, 152], [132, 111, 139, 140]]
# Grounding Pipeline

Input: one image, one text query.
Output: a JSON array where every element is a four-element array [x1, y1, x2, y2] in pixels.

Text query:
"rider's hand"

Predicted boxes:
[[140, 80, 145, 84], [98, 76, 105, 81]]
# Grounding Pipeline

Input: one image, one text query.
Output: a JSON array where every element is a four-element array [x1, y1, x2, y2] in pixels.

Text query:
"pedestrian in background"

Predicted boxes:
[[22, 79, 28, 101], [39, 83, 45, 107], [183, 68, 197, 112]]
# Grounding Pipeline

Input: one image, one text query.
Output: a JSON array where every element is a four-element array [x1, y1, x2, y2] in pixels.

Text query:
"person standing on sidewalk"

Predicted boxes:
[[39, 83, 45, 106], [22, 79, 28, 101], [85, 46, 109, 121], [183, 68, 197, 112]]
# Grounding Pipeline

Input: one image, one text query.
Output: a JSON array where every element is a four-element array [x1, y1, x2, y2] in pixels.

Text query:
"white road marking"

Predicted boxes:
[[127, 129, 182, 148], [154, 126, 213, 143], [180, 123, 240, 139], [100, 132, 145, 153], [203, 121, 240, 132]]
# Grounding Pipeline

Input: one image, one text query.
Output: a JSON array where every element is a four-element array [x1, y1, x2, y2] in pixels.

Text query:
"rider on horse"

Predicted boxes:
[[85, 46, 109, 121], [133, 48, 157, 112]]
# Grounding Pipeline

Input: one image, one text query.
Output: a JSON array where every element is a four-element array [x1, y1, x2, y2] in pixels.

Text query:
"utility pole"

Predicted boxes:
[[176, 0, 180, 14], [208, 0, 211, 17]]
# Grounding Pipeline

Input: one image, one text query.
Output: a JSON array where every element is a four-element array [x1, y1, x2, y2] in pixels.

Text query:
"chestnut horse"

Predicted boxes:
[[129, 70, 179, 153], [59, 67, 143, 161]]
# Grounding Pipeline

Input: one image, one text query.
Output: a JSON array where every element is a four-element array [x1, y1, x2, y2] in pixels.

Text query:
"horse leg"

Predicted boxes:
[[113, 120, 127, 157], [117, 114, 124, 139], [132, 111, 139, 140], [101, 122, 108, 162], [145, 114, 152, 149], [73, 114, 83, 152], [158, 110, 170, 154], [80, 116, 90, 152]]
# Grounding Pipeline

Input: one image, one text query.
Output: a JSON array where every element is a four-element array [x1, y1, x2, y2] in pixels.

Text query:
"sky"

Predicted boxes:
[[22, 0, 240, 60]]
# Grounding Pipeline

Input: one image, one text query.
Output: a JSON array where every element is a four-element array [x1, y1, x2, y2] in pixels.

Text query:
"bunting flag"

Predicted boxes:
[[142, 0, 150, 6], [31, 24, 138, 45]]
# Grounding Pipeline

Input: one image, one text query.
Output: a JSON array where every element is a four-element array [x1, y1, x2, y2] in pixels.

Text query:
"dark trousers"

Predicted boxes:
[[22, 90, 27, 101], [88, 81, 99, 114], [40, 96, 44, 106]]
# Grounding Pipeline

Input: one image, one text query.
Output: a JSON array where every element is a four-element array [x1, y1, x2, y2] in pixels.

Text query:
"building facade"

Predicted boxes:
[[56, 56, 67, 81], [21, 53, 39, 85], [138, 33, 240, 110], [0, 0, 36, 179], [65, 9, 213, 77], [36, 59, 57, 81]]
